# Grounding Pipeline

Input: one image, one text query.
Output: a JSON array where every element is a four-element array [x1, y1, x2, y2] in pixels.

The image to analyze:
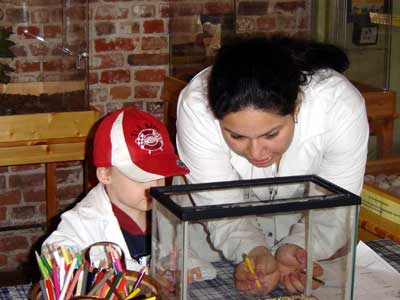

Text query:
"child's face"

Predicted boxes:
[[103, 167, 165, 212]]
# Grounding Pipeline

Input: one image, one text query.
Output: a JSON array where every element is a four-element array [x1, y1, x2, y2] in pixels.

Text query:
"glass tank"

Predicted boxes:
[[151, 175, 361, 300], [0, 0, 89, 115]]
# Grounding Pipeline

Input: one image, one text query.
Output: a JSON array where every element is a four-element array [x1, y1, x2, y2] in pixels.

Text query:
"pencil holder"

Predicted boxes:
[[32, 270, 160, 300], [84, 241, 126, 271], [33, 242, 160, 300]]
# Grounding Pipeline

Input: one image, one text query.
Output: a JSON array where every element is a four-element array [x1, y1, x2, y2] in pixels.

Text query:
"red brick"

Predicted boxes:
[[31, 9, 50, 23], [204, 1, 233, 15], [0, 175, 5, 190], [143, 19, 164, 33], [89, 72, 99, 85], [0, 207, 6, 221], [0, 236, 29, 252], [132, 5, 156, 18], [95, 22, 116, 36], [29, 43, 50, 56], [275, 1, 306, 12], [134, 69, 165, 82], [65, 6, 86, 21], [17, 26, 41, 39], [10, 45, 27, 57], [141, 37, 168, 51], [92, 53, 125, 69], [0, 190, 21, 205], [110, 86, 131, 100], [23, 189, 45, 203], [57, 185, 84, 202], [10, 165, 42, 172], [29, 0, 61, 5], [5, 8, 29, 23], [43, 60, 63, 72], [95, 5, 129, 20], [16, 252, 30, 264], [56, 168, 81, 184], [134, 85, 159, 99], [160, 3, 170, 18], [168, 3, 203, 17], [94, 37, 135, 52], [50, 8, 63, 23], [127, 53, 169, 66], [9, 173, 44, 189], [57, 161, 82, 168], [11, 206, 36, 220], [0, 255, 7, 267], [44, 25, 62, 38], [14, 61, 41, 73], [238, 1, 268, 16], [256, 16, 277, 31], [100, 70, 130, 84]]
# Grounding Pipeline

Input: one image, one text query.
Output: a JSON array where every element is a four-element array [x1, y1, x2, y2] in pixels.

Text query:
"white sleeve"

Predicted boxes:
[[42, 208, 95, 253], [176, 74, 267, 262], [278, 76, 369, 259]]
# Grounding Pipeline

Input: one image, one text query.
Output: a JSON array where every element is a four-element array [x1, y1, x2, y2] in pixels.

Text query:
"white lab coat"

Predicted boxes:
[[42, 183, 143, 271], [173, 67, 369, 263]]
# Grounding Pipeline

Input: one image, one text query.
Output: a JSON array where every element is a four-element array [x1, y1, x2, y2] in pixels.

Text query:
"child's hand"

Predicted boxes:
[[234, 246, 280, 295], [275, 243, 324, 293], [188, 267, 202, 283]]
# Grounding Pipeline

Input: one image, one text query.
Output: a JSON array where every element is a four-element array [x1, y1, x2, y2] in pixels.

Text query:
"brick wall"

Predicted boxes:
[[0, 0, 310, 274]]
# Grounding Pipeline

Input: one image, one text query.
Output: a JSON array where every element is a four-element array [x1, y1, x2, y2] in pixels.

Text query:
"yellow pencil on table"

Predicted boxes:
[[243, 254, 262, 288]]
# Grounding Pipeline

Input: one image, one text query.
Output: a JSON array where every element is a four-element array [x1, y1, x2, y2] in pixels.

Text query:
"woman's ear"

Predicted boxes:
[[96, 167, 112, 184]]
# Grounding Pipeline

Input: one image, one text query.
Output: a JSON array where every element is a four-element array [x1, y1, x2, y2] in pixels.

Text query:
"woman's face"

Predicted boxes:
[[220, 107, 295, 168]]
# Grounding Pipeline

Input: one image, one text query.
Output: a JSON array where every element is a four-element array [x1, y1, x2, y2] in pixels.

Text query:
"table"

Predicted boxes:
[[1, 239, 399, 300]]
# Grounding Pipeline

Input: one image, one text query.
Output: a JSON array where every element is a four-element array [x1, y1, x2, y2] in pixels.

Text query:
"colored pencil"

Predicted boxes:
[[88, 270, 114, 295], [243, 254, 262, 288]]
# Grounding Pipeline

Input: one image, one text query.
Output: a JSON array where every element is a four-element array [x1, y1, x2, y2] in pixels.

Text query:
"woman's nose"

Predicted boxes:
[[247, 139, 265, 159]]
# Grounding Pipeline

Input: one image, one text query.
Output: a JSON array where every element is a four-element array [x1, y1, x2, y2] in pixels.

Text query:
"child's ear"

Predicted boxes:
[[96, 167, 112, 184]]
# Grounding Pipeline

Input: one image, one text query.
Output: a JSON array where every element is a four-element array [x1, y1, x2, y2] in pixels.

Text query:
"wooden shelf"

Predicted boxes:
[[0, 109, 100, 226]]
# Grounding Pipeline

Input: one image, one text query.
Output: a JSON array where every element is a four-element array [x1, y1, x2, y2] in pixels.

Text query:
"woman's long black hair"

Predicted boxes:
[[208, 35, 349, 119]]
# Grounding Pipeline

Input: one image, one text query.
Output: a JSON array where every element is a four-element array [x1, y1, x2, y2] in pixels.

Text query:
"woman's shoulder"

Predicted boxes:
[[179, 67, 211, 108], [303, 69, 364, 111]]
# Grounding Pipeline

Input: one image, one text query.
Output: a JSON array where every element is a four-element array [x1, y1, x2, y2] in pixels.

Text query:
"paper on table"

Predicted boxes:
[[354, 241, 400, 300]]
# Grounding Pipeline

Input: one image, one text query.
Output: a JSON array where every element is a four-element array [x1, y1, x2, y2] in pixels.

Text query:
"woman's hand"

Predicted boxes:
[[234, 246, 280, 295], [275, 243, 324, 293]]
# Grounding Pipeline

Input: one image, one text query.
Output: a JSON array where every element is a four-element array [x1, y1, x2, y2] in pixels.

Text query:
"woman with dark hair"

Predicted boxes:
[[174, 35, 368, 294]]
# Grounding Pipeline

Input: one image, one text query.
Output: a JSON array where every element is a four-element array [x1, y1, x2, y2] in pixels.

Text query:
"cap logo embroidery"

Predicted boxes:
[[135, 128, 164, 154]]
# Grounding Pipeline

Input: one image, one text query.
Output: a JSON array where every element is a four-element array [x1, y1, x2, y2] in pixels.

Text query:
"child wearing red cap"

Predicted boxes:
[[42, 108, 189, 271]]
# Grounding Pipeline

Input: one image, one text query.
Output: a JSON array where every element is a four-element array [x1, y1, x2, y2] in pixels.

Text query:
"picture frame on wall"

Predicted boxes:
[[352, 22, 379, 45], [347, 0, 390, 23]]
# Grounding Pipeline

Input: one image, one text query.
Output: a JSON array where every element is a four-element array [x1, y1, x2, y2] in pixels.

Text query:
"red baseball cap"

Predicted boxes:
[[93, 108, 189, 182]]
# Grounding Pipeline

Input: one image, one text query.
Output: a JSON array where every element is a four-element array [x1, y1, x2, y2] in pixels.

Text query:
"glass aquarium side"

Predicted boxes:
[[151, 200, 185, 300], [0, 0, 89, 115], [152, 200, 360, 300]]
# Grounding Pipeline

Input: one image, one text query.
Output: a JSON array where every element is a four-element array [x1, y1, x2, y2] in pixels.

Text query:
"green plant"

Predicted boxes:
[[0, 28, 15, 83]]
